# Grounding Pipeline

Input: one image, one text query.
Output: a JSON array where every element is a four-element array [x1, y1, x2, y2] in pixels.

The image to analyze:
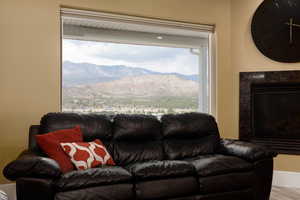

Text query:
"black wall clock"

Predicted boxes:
[[252, 0, 300, 63]]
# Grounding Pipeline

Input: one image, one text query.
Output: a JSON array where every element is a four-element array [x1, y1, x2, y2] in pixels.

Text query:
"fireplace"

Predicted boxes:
[[240, 71, 300, 154]]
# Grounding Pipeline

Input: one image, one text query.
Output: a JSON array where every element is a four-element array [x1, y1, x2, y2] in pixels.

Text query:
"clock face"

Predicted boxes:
[[252, 0, 300, 63]]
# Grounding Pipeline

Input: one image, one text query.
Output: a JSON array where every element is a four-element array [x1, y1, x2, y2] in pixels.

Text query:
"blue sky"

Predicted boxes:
[[63, 39, 199, 75]]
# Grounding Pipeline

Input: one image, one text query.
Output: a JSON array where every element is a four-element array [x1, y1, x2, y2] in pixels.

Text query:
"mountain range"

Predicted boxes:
[[63, 61, 198, 87], [63, 74, 198, 98], [62, 61, 199, 110]]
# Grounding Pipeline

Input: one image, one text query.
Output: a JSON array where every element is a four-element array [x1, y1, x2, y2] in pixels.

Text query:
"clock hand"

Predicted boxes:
[[285, 22, 300, 28], [285, 17, 300, 28], [290, 18, 293, 44], [284, 18, 300, 44]]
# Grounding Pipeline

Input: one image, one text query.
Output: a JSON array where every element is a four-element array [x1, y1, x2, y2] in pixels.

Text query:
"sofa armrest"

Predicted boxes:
[[218, 139, 278, 162], [3, 150, 62, 181]]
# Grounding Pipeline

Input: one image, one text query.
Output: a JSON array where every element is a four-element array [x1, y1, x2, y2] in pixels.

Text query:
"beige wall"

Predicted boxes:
[[1, 0, 299, 186], [231, 0, 300, 172], [0, 0, 233, 184]]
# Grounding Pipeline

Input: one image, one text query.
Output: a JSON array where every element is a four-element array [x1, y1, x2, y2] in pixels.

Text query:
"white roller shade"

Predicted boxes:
[[61, 8, 214, 48]]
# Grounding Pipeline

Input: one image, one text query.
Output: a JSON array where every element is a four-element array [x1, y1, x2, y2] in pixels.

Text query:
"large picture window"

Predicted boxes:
[[61, 9, 215, 116]]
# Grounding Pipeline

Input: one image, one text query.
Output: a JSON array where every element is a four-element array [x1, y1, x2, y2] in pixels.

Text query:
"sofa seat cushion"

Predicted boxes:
[[196, 188, 253, 200], [186, 154, 252, 177], [135, 177, 199, 200], [127, 160, 195, 181], [55, 166, 132, 192], [55, 183, 134, 200], [198, 172, 254, 193]]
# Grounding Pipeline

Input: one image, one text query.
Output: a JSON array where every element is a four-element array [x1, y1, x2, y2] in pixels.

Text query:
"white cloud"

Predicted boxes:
[[63, 39, 199, 75]]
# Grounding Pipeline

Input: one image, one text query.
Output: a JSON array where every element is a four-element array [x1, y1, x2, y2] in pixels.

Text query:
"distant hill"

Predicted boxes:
[[63, 61, 198, 87], [63, 74, 198, 98]]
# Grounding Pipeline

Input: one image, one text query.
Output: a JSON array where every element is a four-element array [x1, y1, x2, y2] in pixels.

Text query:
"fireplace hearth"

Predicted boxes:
[[240, 71, 300, 154]]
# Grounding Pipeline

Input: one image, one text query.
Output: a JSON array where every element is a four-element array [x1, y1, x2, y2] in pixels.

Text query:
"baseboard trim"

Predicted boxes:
[[272, 170, 300, 188], [0, 183, 16, 200]]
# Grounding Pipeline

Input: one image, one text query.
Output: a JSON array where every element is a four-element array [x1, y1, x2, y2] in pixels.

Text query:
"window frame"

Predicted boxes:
[[60, 8, 217, 116]]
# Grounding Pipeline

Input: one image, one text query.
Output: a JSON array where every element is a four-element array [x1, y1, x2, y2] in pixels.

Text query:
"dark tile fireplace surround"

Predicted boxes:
[[240, 70, 300, 155]]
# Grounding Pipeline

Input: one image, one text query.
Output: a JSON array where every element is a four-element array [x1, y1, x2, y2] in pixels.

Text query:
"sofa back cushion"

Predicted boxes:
[[40, 113, 113, 142], [37, 113, 114, 157], [161, 113, 220, 159], [112, 114, 164, 165]]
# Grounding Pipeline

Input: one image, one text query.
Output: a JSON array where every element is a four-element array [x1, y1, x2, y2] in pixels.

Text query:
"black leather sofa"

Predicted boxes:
[[3, 112, 277, 200]]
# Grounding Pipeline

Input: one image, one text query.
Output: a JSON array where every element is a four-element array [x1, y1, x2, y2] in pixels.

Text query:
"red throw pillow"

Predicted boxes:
[[35, 126, 83, 173], [60, 139, 115, 170]]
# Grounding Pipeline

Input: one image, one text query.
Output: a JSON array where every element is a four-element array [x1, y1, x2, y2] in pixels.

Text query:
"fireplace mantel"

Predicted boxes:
[[240, 70, 300, 155]]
